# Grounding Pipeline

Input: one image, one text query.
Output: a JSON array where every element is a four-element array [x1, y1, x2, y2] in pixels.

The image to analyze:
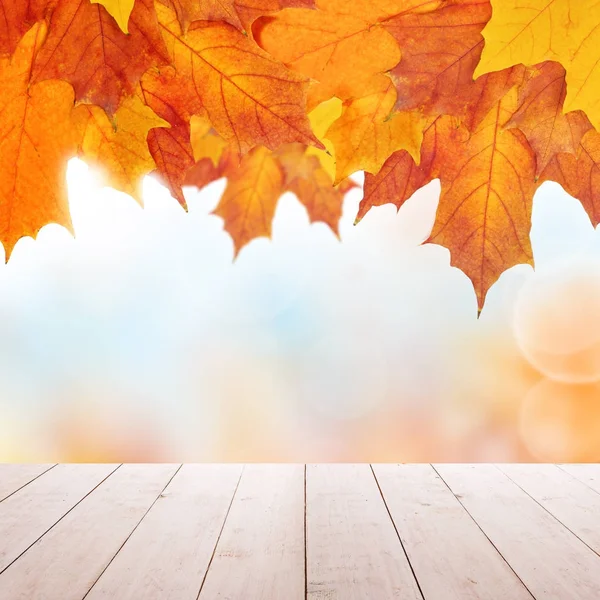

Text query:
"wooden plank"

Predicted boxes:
[[373, 464, 533, 600], [0, 464, 118, 572], [0, 465, 55, 502], [198, 464, 304, 600], [435, 464, 600, 600], [306, 464, 422, 600], [499, 464, 600, 555], [558, 464, 600, 495], [85, 464, 242, 600], [0, 464, 180, 600]]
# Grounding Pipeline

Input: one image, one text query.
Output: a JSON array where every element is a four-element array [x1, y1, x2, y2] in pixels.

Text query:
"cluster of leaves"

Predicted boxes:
[[2, 0, 600, 307]]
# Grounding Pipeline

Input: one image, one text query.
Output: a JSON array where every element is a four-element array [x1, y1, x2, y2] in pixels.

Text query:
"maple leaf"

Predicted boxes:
[[540, 128, 600, 226], [165, 0, 316, 33], [476, 0, 600, 130], [140, 66, 204, 206], [73, 94, 168, 202], [357, 117, 442, 222], [0, 0, 51, 56], [324, 76, 426, 184], [253, 0, 444, 103], [190, 115, 230, 167], [32, 0, 169, 113], [388, 0, 491, 117], [91, 0, 134, 32], [215, 146, 284, 251], [507, 62, 592, 175], [155, 0, 319, 154], [432, 89, 536, 308], [0, 22, 78, 257]]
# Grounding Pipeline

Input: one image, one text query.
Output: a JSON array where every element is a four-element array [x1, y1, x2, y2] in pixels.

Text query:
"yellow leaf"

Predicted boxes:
[[74, 94, 168, 201], [325, 76, 425, 184], [91, 0, 135, 33], [190, 115, 229, 167], [0, 23, 79, 257], [216, 146, 284, 251], [475, 0, 600, 128], [306, 97, 342, 181]]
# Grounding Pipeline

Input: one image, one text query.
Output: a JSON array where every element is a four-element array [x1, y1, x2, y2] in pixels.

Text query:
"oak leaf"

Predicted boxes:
[[215, 146, 284, 250], [0, 22, 78, 257], [73, 94, 168, 202], [324, 76, 425, 184], [156, 0, 319, 154], [32, 0, 169, 113]]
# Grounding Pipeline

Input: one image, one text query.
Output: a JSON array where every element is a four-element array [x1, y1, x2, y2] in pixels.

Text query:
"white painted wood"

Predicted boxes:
[[306, 464, 422, 600], [499, 464, 600, 555], [558, 464, 600, 495], [0, 465, 55, 502], [435, 464, 600, 600], [199, 464, 305, 600], [0, 464, 118, 572], [373, 464, 533, 600], [85, 464, 242, 600], [0, 464, 180, 600]]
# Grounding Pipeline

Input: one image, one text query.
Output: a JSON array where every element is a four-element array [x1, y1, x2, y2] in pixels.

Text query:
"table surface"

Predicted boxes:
[[0, 463, 599, 599]]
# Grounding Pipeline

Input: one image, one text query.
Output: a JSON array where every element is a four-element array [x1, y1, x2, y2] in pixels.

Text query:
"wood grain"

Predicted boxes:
[[0, 464, 179, 600], [198, 464, 305, 600], [85, 464, 242, 600], [0, 464, 118, 573], [0, 465, 55, 502], [435, 464, 600, 600], [373, 464, 533, 600], [306, 464, 422, 600], [559, 464, 600, 495]]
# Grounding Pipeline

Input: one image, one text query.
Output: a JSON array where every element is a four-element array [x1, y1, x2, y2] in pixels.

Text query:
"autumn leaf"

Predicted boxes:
[[253, 0, 444, 103], [156, 1, 319, 155], [324, 76, 426, 184], [0, 22, 78, 257], [507, 62, 592, 175], [140, 66, 204, 206], [540, 128, 600, 226], [215, 146, 284, 251], [305, 96, 342, 181], [32, 0, 169, 113], [165, 0, 316, 33], [0, 0, 51, 56], [431, 88, 536, 308], [190, 115, 230, 167], [357, 117, 442, 222], [476, 0, 600, 130], [389, 0, 491, 117], [73, 94, 168, 202], [91, 0, 134, 32]]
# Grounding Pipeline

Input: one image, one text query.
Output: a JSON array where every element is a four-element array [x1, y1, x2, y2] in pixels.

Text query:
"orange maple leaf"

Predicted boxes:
[[0, 22, 78, 257]]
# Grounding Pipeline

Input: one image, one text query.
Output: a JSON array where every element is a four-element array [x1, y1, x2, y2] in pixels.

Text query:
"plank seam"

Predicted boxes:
[[555, 465, 600, 497], [0, 465, 58, 503], [0, 464, 123, 578], [370, 464, 426, 600], [431, 465, 537, 600], [495, 465, 600, 560], [196, 464, 245, 600], [304, 464, 308, 600], [80, 464, 183, 600]]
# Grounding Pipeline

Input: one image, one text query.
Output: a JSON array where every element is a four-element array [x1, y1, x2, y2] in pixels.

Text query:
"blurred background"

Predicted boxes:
[[1, 160, 600, 462]]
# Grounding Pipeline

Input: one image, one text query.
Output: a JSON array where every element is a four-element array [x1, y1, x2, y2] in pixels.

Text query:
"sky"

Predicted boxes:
[[1, 160, 600, 462]]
